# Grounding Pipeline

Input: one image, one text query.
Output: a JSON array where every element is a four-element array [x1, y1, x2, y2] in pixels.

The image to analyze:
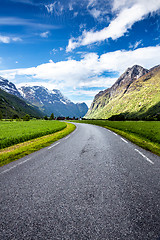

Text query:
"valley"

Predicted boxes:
[[0, 63, 160, 164], [1, 1, 160, 239], [1, 122, 160, 240]]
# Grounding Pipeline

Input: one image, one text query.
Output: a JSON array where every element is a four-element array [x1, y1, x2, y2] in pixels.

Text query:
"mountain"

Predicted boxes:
[[0, 88, 44, 119], [85, 65, 160, 120], [0, 76, 22, 98], [0, 77, 88, 118], [0, 77, 44, 119], [18, 86, 88, 118]]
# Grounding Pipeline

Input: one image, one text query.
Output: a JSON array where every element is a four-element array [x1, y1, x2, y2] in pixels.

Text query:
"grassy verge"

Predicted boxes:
[[103, 126, 160, 156], [72, 120, 160, 156], [0, 120, 67, 149], [0, 123, 76, 167]]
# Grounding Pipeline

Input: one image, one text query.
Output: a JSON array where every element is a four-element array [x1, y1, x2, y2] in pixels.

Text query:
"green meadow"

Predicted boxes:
[[0, 120, 66, 149], [0, 121, 75, 166]]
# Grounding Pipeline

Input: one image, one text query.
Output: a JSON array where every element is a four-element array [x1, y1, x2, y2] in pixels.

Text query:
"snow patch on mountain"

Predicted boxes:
[[0, 76, 22, 98], [18, 85, 88, 117], [0, 77, 88, 118]]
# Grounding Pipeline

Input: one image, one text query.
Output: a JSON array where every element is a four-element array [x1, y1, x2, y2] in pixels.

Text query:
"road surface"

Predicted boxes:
[[0, 123, 160, 240]]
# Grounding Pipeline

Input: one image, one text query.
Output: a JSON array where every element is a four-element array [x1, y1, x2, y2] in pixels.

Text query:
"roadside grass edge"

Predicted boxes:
[[0, 123, 76, 167], [71, 120, 160, 157], [103, 126, 160, 156]]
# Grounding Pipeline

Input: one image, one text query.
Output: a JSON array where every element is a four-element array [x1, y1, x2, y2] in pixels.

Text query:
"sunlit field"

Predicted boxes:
[[0, 120, 66, 149]]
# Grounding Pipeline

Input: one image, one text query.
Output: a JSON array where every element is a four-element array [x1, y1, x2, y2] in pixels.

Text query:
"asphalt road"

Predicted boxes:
[[0, 123, 160, 240]]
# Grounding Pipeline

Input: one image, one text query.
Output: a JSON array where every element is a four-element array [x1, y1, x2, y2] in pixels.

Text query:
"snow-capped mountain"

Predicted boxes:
[[0, 76, 22, 98], [18, 86, 88, 117], [18, 86, 71, 106], [0, 77, 88, 117], [0, 78, 44, 119]]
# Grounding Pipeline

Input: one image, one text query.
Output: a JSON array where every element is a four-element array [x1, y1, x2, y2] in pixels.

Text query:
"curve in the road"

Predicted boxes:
[[0, 123, 160, 240]]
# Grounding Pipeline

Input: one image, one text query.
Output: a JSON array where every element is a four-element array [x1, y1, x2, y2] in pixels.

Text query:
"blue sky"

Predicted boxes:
[[0, 0, 160, 106]]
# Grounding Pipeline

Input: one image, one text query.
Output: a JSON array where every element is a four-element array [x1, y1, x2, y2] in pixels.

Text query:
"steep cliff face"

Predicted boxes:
[[86, 65, 160, 120]]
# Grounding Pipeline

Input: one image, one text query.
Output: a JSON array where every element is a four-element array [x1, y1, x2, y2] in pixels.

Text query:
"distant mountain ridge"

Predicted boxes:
[[86, 64, 160, 120], [18, 86, 71, 107], [0, 77, 88, 118], [18, 86, 88, 118]]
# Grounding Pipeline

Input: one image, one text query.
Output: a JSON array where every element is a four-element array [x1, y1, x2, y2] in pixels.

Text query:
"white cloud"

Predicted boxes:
[[0, 17, 60, 30], [71, 89, 100, 97], [79, 77, 117, 88], [0, 35, 22, 44], [45, 3, 55, 14], [45, 2, 64, 15], [129, 40, 142, 49], [79, 23, 86, 30], [89, 8, 101, 19], [12, 37, 22, 42], [99, 45, 160, 73], [40, 31, 49, 38], [0, 35, 10, 43], [112, 0, 135, 11], [52, 48, 58, 54], [1, 45, 160, 102], [87, 0, 97, 8], [66, 0, 160, 51], [10, 0, 41, 6], [69, 3, 73, 11], [74, 12, 78, 17]]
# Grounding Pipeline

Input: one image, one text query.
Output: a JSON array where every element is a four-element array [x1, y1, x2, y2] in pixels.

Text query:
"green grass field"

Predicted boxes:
[[73, 120, 160, 156], [0, 122, 76, 166], [0, 120, 67, 149]]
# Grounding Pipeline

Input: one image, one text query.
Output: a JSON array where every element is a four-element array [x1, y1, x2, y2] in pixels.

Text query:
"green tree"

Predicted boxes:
[[157, 114, 160, 121], [0, 110, 2, 120], [23, 114, 30, 121], [49, 113, 54, 120], [44, 115, 48, 120], [12, 114, 19, 119]]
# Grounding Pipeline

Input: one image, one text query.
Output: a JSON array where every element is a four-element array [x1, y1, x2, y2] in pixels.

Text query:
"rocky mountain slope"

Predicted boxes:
[[0, 88, 44, 119], [0, 77, 88, 118], [0, 76, 22, 98], [85, 65, 160, 120], [18, 86, 88, 118]]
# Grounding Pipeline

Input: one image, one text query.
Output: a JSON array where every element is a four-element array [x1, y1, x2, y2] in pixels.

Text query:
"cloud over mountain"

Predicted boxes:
[[1, 45, 160, 87]]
